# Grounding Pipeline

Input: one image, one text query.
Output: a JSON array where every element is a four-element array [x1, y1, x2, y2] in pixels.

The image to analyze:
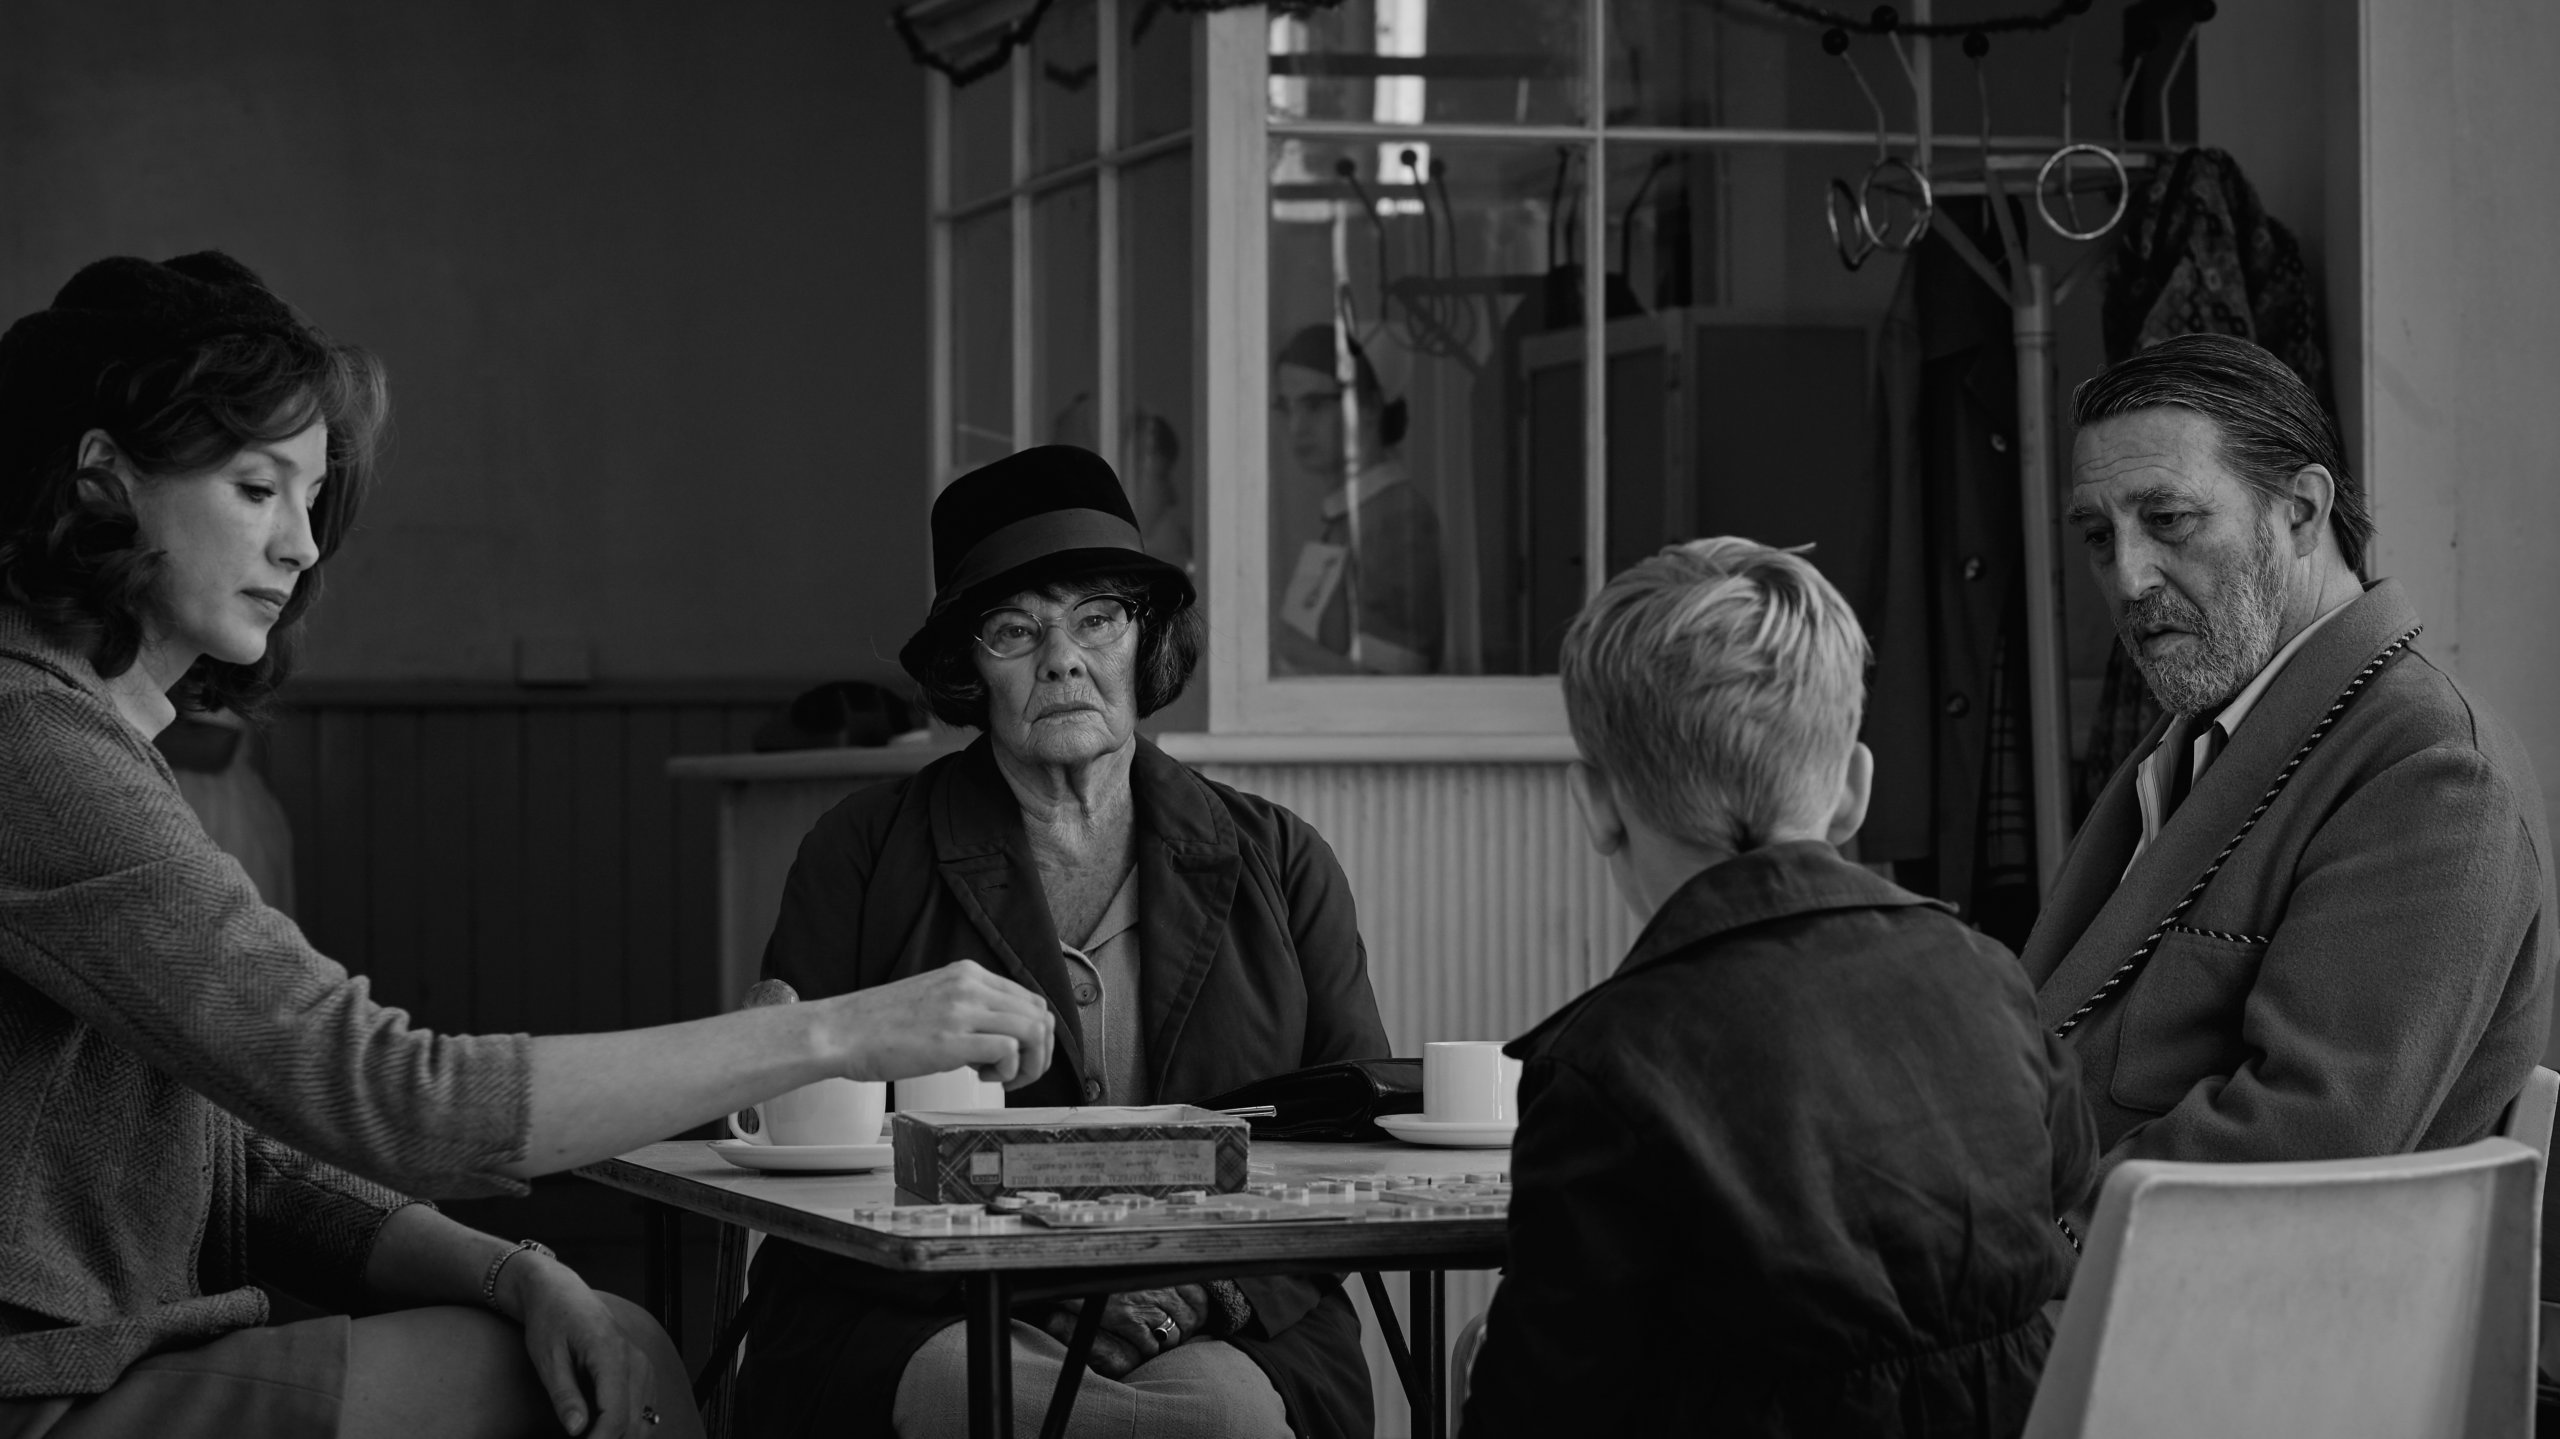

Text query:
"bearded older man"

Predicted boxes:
[[2024, 333, 2554, 1242]]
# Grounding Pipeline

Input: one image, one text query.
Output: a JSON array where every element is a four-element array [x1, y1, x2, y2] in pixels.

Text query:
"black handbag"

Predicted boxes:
[[1199, 1058, 1424, 1142]]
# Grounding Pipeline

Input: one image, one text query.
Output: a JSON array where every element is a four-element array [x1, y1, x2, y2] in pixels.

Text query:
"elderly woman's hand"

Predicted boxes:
[[826, 959, 1055, 1088], [1039, 1287, 1213, 1378]]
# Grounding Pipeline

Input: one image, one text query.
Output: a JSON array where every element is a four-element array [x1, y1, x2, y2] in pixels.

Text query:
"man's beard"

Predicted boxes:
[[2116, 521, 2288, 717]]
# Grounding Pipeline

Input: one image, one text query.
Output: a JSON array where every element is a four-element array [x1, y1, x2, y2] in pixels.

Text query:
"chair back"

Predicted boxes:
[[2502, 1066, 2559, 1161], [2026, 1137, 2540, 1439], [2498, 1065, 2560, 1378]]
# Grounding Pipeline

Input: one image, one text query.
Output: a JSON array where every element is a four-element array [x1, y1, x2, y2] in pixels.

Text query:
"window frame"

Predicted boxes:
[[926, 0, 1199, 496], [927, 0, 2047, 738]]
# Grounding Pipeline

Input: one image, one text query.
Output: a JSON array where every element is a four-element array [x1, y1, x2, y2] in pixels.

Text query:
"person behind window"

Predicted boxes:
[[1126, 410, 1193, 574], [739, 444, 1390, 1439], [1459, 538, 2093, 1438], [1270, 324, 1443, 675], [0, 253, 1053, 1438]]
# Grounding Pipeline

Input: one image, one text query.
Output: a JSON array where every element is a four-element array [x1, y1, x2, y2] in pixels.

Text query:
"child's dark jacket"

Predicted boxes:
[[1460, 842, 2094, 1438]]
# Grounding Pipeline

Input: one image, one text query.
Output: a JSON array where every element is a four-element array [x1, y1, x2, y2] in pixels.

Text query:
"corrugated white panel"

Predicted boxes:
[[1195, 763, 1639, 1056], [1193, 762, 1637, 1438]]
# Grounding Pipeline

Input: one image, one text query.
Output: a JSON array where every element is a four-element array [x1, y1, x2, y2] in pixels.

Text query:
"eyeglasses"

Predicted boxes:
[[973, 595, 1145, 660]]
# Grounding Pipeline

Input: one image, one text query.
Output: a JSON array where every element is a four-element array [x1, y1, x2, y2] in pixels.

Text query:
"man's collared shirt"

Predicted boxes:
[[2128, 594, 2355, 871]]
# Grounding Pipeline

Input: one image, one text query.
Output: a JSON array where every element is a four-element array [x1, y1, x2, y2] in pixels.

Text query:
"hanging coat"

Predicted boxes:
[[1862, 199, 2040, 944]]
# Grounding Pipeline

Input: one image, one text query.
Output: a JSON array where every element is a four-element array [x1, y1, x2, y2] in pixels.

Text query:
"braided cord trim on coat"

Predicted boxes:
[[2054, 626, 2423, 1039], [2161, 922, 2274, 947]]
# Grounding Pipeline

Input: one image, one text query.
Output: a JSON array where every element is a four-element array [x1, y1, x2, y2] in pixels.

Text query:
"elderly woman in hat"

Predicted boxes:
[[0, 254, 1055, 1438], [737, 446, 1392, 1439]]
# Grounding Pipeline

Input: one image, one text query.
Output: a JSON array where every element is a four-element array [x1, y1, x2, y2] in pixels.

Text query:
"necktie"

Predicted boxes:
[[2164, 723, 2222, 821]]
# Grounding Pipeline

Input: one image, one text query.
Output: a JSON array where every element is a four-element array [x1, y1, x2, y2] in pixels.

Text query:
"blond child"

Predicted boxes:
[[1458, 539, 2092, 1438]]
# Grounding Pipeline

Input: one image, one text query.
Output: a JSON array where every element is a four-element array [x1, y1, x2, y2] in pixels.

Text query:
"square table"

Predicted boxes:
[[579, 1139, 1510, 1439]]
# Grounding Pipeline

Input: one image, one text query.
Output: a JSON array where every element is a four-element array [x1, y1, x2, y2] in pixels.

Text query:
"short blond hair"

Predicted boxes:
[[1560, 537, 1870, 850]]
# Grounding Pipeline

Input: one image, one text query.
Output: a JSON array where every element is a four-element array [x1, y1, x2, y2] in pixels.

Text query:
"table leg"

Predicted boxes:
[[642, 1200, 685, 1353], [1359, 1271, 1423, 1411], [965, 1273, 1014, 1439], [1412, 1269, 1446, 1439], [1038, 1294, 1111, 1439], [697, 1222, 753, 1439]]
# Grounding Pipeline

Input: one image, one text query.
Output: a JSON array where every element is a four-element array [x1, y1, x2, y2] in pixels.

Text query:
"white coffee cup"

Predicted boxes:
[[1423, 1041, 1522, 1124], [730, 1078, 886, 1147], [894, 1066, 1007, 1114]]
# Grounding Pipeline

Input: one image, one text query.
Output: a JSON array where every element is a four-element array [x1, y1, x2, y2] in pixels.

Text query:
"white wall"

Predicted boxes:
[[2356, 0, 2560, 888]]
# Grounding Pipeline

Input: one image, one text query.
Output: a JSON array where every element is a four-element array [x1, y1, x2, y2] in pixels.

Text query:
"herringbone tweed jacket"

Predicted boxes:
[[0, 606, 531, 1398]]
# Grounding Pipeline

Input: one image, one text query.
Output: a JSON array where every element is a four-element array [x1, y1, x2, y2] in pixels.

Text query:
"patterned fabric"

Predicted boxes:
[[889, 1109, 1251, 1204], [2082, 147, 2336, 807], [0, 605, 531, 1398]]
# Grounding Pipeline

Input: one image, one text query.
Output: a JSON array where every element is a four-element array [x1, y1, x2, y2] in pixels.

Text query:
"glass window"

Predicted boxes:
[[1270, 0, 1588, 129], [1594, 143, 1899, 618], [1033, 183, 1100, 449], [950, 212, 1013, 471], [1123, 0, 1193, 144], [1605, 0, 1878, 134], [949, 66, 1013, 206], [1268, 137, 1584, 678], [1033, 0, 1099, 173], [1121, 152, 1196, 576]]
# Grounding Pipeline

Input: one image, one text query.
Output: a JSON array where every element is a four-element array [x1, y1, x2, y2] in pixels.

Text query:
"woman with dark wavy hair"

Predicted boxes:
[[0, 254, 1056, 1438], [738, 445, 1390, 1439]]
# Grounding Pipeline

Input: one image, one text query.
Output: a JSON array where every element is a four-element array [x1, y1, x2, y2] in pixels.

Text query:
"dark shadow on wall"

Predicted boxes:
[[0, 0, 934, 684]]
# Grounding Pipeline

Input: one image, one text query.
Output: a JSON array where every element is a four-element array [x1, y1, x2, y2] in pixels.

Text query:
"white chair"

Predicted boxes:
[[1451, 1307, 1490, 1412], [2498, 1065, 2560, 1381], [2025, 1137, 2541, 1439]]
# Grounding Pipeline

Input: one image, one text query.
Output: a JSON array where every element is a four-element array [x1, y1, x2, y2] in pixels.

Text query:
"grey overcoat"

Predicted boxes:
[[2022, 579, 2555, 1230]]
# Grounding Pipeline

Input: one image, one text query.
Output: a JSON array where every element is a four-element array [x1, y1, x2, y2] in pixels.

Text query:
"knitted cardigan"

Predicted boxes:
[[0, 606, 532, 1397]]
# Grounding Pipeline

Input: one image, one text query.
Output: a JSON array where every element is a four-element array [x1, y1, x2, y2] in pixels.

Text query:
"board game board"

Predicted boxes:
[[840, 1173, 1511, 1235]]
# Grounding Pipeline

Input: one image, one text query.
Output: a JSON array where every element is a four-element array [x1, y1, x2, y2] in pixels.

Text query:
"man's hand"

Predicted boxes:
[[1040, 1287, 1212, 1379], [824, 959, 1055, 1088]]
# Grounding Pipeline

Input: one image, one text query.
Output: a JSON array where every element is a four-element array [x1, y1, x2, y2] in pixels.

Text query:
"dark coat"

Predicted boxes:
[[1459, 843, 2093, 1439], [736, 736, 1391, 1439], [2023, 581, 2555, 1231]]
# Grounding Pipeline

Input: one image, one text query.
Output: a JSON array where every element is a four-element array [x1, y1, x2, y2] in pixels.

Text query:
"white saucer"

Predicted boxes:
[[708, 1139, 893, 1173], [1376, 1114, 1516, 1148]]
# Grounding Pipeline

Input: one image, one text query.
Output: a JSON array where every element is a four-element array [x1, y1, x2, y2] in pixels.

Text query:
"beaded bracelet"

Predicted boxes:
[[482, 1238, 556, 1311]]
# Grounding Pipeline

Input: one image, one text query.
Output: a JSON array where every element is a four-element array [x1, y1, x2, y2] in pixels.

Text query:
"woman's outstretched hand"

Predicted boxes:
[[825, 959, 1054, 1089]]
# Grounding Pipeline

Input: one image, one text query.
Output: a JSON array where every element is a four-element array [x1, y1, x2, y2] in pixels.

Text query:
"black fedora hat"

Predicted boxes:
[[898, 445, 1194, 683]]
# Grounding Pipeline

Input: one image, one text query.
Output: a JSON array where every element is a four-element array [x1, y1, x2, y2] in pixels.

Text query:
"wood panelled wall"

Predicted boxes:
[[255, 685, 795, 1364], [263, 687, 792, 1036]]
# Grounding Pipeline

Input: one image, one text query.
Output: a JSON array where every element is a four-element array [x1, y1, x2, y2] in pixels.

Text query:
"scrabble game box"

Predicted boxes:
[[891, 1105, 1252, 1203]]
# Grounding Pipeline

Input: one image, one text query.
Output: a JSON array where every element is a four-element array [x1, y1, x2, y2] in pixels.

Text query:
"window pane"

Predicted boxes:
[[1595, 142, 1901, 607], [1608, 0, 2129, 139], [951, 211, 1013, 470], [1121, 151, 1196, 577], [1268, 0, 1588, 129], [1033, 183, 1099, 453], [1033, 0, 1099, 173], [1605, 1, 1891, 133], [949, 67, 1013, 205], [1122, 5, 1193, 144], [1269, 138, 1586, 678]]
